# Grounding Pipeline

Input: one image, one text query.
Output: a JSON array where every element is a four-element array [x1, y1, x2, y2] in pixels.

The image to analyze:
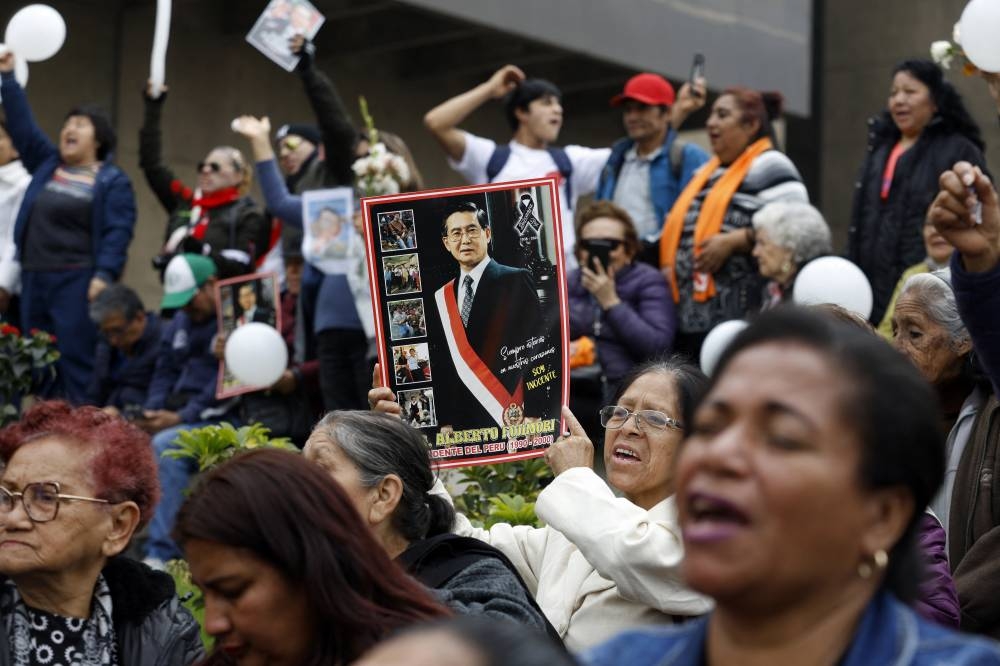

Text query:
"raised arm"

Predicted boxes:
[[139, 83, 184, 213], [233, 115, 302, 226], [423, 64, 525, 161], [292, 37, 357, 186], [0, 52, 57, 172]]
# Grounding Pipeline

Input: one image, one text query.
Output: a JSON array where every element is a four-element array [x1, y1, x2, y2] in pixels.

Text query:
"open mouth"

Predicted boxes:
[[611, 445, 641, 464], [684, 491, 750, 543]]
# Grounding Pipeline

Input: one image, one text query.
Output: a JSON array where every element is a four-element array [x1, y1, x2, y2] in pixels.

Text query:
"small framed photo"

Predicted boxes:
[[391, 342, 432, 384], [246, 0, 326, 72], [215, 272, 282, 398], [377, 209, 416, 252], [398, 388, 437, 428], [301, 187, 358, 274], [382, 253, 422, 296], [387, 298, 426, 341]]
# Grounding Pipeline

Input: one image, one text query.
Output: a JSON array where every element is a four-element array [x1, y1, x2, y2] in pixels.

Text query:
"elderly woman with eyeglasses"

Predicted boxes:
[[0, 401, 203, 665], [140, 82, 268, 279], [371, 357, 712, 650]]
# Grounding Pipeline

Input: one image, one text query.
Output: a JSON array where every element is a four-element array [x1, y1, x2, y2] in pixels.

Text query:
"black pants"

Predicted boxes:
[[316, 327, 370, 412]]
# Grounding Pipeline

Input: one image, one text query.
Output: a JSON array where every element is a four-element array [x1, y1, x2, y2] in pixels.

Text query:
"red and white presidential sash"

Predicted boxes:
[[435, 280, 524, 426]]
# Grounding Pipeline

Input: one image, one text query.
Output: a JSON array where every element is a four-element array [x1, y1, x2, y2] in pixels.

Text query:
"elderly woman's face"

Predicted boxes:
[[580, 216, 633, 273], [197, 148, 243, 194], [0, 438, 113, 578], [303, 433, 376, 526], [186, 539, 314, 665], [706, 94, 758, 165], [891, 293, 969, 386], [676, 343, 882, 605], [603, 371, 684, 510], [751, 228, 795, 283]]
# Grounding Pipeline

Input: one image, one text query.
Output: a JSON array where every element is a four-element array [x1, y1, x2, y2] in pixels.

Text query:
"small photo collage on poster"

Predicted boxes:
[[380, 209, 435, 427]]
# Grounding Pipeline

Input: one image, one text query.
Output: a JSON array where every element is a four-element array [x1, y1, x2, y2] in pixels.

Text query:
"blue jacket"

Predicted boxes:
[[87, 312, 163, 409], [582, 590, 1000, 666], [144, 312, 220, 424], [0, 72, 136, 282], [595, 130, 710, 238]]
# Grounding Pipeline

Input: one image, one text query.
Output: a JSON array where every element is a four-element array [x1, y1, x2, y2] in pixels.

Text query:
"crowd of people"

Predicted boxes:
[[1, 18, 1000, 665]]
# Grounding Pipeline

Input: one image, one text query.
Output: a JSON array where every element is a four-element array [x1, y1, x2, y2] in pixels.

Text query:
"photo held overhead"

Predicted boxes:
[[363, 178, 569, 468]]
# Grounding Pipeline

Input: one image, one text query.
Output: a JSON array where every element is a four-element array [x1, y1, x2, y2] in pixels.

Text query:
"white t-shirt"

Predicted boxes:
[[449, 131, 611, 267]]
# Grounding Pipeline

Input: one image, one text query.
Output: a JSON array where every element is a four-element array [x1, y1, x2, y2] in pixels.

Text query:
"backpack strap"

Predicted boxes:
[[547, 146, 574, 203], [669, 137, 687, 180], [400, 533, 564, 646], [485, 145, 512, 183]]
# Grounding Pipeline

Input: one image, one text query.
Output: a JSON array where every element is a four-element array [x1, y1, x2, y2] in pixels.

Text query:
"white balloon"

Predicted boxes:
[[960, 0, 1000, 72], [792, 256, 874, 319], [224, 323, 287, 388], [700, 320, 749, 376], [5, 5, 66, 63]]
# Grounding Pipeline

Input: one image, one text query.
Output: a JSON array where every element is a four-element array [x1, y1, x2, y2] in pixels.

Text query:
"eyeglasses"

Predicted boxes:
[[0, 482, 109, 523], [581, 238, 624, 251], [446, 226, 483, 242], [599, 405, 683, 432], [197, 161, 223, 173]]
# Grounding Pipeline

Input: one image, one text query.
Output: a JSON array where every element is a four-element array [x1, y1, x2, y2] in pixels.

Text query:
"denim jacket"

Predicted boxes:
[[582, 590, 1000, 666]]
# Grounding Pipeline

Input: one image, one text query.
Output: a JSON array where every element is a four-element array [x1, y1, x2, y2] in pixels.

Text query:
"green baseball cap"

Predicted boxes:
[[161, 254, 217, 309]]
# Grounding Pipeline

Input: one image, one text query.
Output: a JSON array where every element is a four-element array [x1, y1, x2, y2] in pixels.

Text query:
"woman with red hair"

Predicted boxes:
[[175, 448, 449, 665], [659, 87, 808, 358], [0, 401, 203, 665]]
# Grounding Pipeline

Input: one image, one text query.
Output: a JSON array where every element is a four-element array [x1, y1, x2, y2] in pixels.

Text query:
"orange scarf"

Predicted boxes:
[[660, 137, 773, 302]]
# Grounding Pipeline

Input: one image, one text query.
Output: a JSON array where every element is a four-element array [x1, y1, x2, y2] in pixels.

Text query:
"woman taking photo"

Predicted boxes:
[[585, 308, 1000, 665], [0, 53, 137, 403], [659, 87, 808, 358], [848, 59, 986, 324], [370, 358, 713, 650], [0, 401, 203, 664], [569, 200, 674, 398], [175, 448, 448, 665], [750, 201, 832, 309]]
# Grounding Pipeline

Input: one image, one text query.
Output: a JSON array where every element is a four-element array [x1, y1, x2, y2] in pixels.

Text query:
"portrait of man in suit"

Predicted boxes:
[[235, 283, 274, 327], [431, 201, 544, 431]]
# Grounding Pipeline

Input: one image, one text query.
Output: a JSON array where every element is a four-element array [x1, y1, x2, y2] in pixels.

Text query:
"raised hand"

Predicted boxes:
[[672, 76, 707, 130], [0, 50, 14, 74], [368, 363, 401, 416], [487, 65, 526, 99], [928, 161, 1000, 273], [544, 405, 595, 476], [231, 115, 271, 140]]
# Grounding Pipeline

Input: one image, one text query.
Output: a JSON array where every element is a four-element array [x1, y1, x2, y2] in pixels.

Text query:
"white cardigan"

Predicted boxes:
[[441, 467, 712, 650]]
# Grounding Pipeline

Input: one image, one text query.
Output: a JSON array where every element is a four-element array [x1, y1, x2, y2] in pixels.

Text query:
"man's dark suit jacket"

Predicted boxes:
[[430, 259, 545, 430]]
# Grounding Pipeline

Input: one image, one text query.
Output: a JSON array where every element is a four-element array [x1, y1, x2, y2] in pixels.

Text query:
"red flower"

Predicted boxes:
[[29, 328, 39, 335], [0, 324, 20, 336]]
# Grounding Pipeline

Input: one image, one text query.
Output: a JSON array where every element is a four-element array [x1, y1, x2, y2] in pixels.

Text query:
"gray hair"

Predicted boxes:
[[88, 283, 144, 325], [898, 268, 970, 350], [309, 410, 454, 542], [752, 202, 832, 265]]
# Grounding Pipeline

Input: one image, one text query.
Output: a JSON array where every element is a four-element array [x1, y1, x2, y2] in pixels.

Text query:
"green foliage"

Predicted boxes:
[[162, 421, 297, 473], [453, 459, 552, 528], [165, 559, 209, 648], [0, 325, 60, 426]]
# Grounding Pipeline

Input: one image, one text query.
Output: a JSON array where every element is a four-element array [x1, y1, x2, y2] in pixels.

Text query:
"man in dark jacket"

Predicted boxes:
[[86, 284, 162, 411], [139, 254, 230, 565]]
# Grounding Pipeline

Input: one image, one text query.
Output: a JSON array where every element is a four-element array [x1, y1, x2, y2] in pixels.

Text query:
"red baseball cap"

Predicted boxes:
[[611, 73, 676, 107]]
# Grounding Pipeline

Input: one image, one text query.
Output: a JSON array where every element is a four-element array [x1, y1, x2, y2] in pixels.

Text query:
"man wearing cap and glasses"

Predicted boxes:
[[595, 73, 710, 255], [136, 253, 232, 568]]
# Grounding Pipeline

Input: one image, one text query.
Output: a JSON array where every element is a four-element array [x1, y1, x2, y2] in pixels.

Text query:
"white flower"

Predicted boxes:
[[930, 41, 954, 69], [351, 158, 369, 177], [388, 155, 410, 185], [953, 22, 961, 46]]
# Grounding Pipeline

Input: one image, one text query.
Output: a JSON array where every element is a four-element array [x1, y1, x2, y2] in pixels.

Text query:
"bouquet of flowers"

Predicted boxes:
[[0, 324, 60, 425], [352, 96, 411, 196], [930, 23, 978, 75]]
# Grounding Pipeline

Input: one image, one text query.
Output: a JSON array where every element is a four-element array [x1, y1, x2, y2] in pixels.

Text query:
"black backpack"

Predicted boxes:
[[486, 145, 574, 202]]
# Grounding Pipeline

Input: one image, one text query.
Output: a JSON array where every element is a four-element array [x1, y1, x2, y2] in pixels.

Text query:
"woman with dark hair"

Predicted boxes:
[[140, 84, 266, 280], [848, 59, 987, 324], [569, 200, 675, 397], [356, 616, 575, 666], [303, 410, 553, 634], [0, 53, 137, 403], [175, 447, 449, 665], [585, 308, 1000, 665], [0, 401, 203, 664], [659, 87, 808, 358], [370, 357, 713, 650]]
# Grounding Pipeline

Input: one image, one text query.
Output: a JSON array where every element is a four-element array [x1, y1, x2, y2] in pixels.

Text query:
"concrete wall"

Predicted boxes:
[[819, 0, 1000, 247]]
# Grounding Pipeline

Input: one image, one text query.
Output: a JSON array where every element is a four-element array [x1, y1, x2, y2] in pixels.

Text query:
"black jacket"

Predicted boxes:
[[0, 556, 204, 665], [847, 114, 987, 323]]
